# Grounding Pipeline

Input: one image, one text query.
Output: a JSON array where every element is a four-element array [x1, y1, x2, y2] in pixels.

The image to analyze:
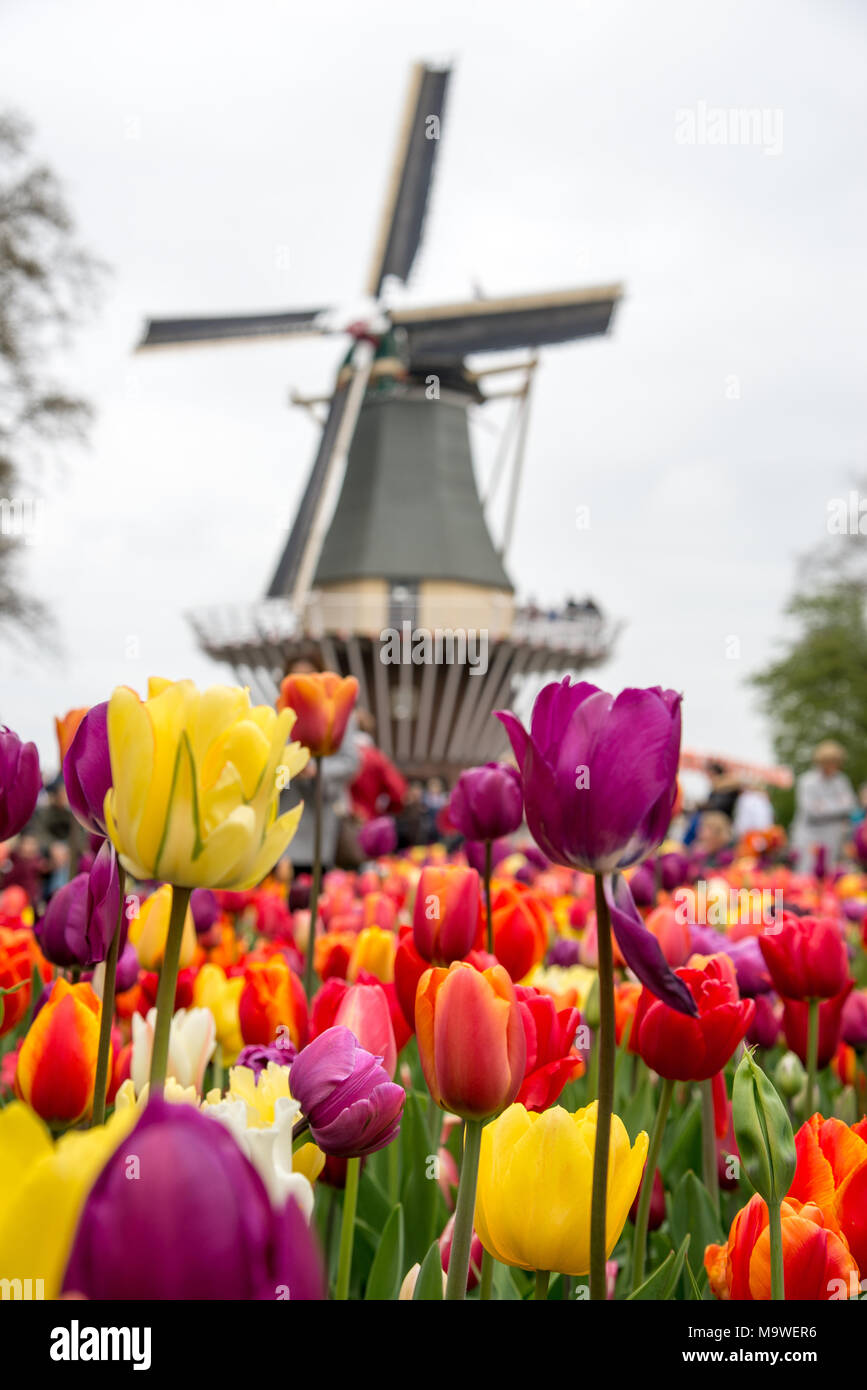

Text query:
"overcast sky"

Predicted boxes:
[[2, 0, 866, 775]]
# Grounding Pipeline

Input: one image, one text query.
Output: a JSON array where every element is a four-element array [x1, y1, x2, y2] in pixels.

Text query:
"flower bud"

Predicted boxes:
[[774, 1050, 806, 1099], [732, 1048, 796, 1207]]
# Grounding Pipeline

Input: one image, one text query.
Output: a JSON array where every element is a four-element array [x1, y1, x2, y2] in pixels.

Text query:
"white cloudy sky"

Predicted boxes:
[[2, 0, 865, 774]]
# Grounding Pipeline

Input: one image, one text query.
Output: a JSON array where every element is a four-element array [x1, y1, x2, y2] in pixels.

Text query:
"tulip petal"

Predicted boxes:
[[604, 873, 698, 1016]]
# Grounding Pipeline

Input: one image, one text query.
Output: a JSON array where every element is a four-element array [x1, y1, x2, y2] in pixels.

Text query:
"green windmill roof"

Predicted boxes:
[[314, 393, 514, 591]]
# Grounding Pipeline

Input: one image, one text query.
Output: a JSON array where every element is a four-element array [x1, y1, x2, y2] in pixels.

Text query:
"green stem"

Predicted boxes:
[[701, 1077, 720, 1219], [484, 839, 494, 955], [589, 872, 615, 1301], [148, 885, 192, 1095], [479, 1248, 494, 1301], [304, 759, 323, 1000], [768, 1199, 785, 1300], [534, 1269, 550, 1300], [631, 1076, 674, 1290], [806, 998, 820, 1117], [335, 1155, 360, 1300], [91, 868, 126, 1126], [445, 1118, 483, 1301]]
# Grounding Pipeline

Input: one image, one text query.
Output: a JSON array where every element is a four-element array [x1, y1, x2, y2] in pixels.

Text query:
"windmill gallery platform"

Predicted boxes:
[[137, 62, 622, 778]]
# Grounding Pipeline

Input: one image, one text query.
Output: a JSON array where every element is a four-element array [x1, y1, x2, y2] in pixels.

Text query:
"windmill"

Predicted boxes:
[[137, 62, 623, 776]]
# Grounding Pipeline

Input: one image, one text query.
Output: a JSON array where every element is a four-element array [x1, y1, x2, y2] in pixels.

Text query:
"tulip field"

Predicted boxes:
[[2, 676, 867, 1330]]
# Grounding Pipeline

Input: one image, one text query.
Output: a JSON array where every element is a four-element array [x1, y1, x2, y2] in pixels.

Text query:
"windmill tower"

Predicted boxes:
[[137, 63, 622, 776]]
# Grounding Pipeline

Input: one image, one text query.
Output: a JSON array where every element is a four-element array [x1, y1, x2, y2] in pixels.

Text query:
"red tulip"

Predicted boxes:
[[633, 953, 755, 1082], [239, 956, 308, 1050], [334, 980, 397, 1078], [759, 913, 849, 1001], [15, 979, 105, 1125], [781, 981, 854, 1069], [394, 926, 429, 1032], [413, 866, 483, 965], [490, 883, 550, 981], [514, 985, 584, 1111]]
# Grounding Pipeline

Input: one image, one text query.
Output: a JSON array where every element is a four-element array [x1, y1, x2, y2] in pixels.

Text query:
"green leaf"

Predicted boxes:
[[399, 1091, 445, 1267], [413, 1240, 444, 1300], [364, 1203, 404, 1300], [669, 1170, 723, 1284], [621, 1067, 655, 1140], [627, 1234, 690, 1300], [492, 1259, 523, 1300], [660, 1094, 702, 1186]]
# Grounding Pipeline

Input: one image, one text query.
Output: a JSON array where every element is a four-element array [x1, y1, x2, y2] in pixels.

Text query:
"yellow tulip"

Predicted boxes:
[[0, 1102, 135, 1298], [128, 883, 197, 969], [192, 962, 244, 1065], [347, 925, 396, 983], [474, 1101, 648, 1276], [104, 677, 309, 889]]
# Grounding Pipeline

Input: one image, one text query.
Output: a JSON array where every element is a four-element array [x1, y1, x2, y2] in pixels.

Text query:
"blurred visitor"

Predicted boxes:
[[732, 779, 774, 838], [790, 741, 857, 870]]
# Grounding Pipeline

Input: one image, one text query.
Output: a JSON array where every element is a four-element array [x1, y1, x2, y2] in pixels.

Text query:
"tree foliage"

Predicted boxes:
[[0, 110, 103, 636], [750, 581, 867, 812]]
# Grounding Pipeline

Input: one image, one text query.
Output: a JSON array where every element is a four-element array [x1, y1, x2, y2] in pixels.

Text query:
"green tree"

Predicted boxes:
[[750, 582, 867, 821], [0, 111, 103, 637]]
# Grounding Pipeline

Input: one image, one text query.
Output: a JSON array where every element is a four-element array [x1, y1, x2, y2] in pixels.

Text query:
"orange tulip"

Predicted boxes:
[[416, 961, 526, 1120], [54, 707, 88, 765], [238, 956, 308, 1050], [0, 924, 49, 1037], [613, 980, 642, 1053], [15, 979, 105, 1125], [789, 1113, 867, 1273], [705, 1191, 859, 1300], [276, 672, 358, 758]]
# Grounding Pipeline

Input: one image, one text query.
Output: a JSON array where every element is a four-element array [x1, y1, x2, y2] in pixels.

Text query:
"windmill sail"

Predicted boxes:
[[365, 63, 451, 297], [392, 285, 622, 360], [138, 307, 327, 349], [266, 378, 353, 598]]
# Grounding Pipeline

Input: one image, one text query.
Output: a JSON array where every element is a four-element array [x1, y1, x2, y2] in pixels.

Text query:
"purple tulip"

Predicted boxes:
[[62, 1096, 324, 1299], [841, 989, 867, 1049], [357, 815, 398, 860], [546, 937, 582, 967], [35, 840, 122, 968], [0, 725, 41, 840], [688, 923, 729, 955], [725, 935, 773, 996], [236, 1040, 297, 1076], [449, 762, 523, 843], [497, 679, 681, 875], [289, 1025, 405, 1158], [853, 821, 867, 869], [62, 702, 112, 837], [497, 679, 694, 1013], [629, 862, 656, 906], [658, 851, 688, 892], [746, 992, 782, 1050], [463, 836, 511, 875], [604, 874, 697, 1014], [190, 887, 220, 934], [115, 940, 140, 993]]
